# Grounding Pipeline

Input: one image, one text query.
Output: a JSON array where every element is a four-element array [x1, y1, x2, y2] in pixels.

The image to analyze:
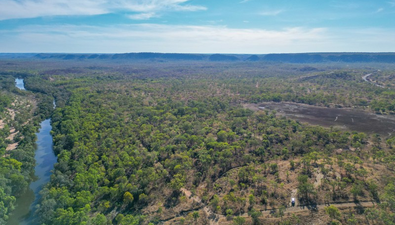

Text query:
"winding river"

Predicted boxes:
[[8, 79, 57, 225]]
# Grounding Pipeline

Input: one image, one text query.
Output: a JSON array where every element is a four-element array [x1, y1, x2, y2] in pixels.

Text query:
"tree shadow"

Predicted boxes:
[[164, 191, 181, 208]]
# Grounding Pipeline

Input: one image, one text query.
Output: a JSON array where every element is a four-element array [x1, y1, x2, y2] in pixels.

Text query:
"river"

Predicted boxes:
[[15, 78, 26, 90], [8, 79, 57, 225]]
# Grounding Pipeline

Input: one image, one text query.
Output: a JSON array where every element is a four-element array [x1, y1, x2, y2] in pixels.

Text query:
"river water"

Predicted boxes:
[[8, 79, 57, 225], [15, 78, 25, 90]]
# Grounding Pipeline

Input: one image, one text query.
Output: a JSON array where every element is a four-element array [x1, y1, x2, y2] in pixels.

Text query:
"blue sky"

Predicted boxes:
[[0, 0, 394, 53]]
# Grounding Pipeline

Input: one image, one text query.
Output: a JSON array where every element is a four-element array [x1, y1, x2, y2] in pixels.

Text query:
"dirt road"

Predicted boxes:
[[362, 73, 384, 88], [262, 201, 375, 215]]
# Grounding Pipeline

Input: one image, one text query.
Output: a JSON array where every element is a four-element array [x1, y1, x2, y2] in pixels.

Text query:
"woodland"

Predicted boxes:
[[0, 57, 395, 225]]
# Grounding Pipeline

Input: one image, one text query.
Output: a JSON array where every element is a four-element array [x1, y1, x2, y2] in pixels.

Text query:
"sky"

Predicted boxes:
[[0, 0, 394, 53]]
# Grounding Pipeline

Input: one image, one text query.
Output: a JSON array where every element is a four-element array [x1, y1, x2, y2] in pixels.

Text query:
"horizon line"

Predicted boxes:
[[1, 52, 395, 55]]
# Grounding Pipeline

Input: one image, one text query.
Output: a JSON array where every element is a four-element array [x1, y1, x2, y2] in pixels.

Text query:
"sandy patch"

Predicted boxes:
[[314, 170, 324, 188], [6, 143, 18, 151], [7, 108, 15, 120], [6, 126, 19, 151], [181, 188, 202, 203], [6, 129, 19, 141], [6, 130, 18, 141]]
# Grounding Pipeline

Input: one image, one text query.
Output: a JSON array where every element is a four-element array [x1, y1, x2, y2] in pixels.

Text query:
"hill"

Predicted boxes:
[[2, 52, 394, 63]]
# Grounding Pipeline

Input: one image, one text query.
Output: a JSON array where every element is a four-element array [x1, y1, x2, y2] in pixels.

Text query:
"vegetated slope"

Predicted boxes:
[[24, 63, 395, 225], [30, 52, 395, 63], [263, 53, 395, 63]]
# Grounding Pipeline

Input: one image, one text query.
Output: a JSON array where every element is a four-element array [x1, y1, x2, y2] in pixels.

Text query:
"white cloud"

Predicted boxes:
[[1, 23, 394, 53], [0, 24, 330, 53], [375, 8, 384, 13], [240, 0, 251, 3], [259, 10, 283, 16], [171, 4, 207, 11], [118, 0, 206, 12], [128, 12, 157, 20], [0, 0, 107, 20], [389, 0, 395, 7], [0, 0, 206, 20], [206, 20, 224, 25]]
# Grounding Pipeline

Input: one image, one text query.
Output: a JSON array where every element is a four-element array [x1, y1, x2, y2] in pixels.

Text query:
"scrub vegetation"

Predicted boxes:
[[1, 57, 395, 225]]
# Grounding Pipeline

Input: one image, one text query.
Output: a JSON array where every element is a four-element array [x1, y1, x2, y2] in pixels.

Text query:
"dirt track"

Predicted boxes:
[[262, 201, 375, 215], [362, 73, 384, 88], [163, 187, 376, 225]]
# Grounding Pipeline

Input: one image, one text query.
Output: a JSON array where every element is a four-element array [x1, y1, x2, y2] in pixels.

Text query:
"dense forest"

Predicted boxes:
[[1, 58, 395, 224]]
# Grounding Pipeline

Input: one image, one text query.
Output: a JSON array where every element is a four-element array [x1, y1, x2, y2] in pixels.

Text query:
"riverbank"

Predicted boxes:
[[6, 79, 57, 225], [7, 119, 56, 225]]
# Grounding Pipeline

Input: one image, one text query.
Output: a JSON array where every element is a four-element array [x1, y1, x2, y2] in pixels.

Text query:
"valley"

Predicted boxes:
[[0, 55, 395, 225]]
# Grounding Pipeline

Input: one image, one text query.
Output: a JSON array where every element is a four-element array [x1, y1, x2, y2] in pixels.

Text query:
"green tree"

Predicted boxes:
[[192, 211, 200, 223], [249, 194, 255, 205], [90, 213, 107, 225], [248, 208, 262, 225], [297, 175, 315, 202], [325, 205, 341, 221], [350, 182, 363, 199], [233, 216, 246, 225], [217, 130, 228, 142], [170, 173, 185, 191], [123, 191, 134, 204], [278, 205, 286, 221]]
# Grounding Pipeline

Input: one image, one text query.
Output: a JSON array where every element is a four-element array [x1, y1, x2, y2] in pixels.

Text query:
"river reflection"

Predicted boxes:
[[8, 120, 56, 225]]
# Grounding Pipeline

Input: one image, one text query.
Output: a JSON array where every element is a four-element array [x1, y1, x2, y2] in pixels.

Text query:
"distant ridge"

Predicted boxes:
[[209, 54, 239, 61], [34, 53, 209, 61], [2, 52, 395, 63], [262, 53, 395, 63]]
